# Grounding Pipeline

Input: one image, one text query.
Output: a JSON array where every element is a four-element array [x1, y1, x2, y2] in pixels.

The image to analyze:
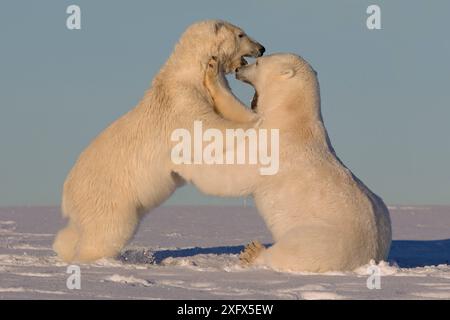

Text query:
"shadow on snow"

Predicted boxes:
[[119, 239, 450, 268]]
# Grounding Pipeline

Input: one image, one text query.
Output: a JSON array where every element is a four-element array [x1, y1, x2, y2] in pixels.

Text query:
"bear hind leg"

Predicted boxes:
[[53, 223, 80, 262], [74, 206, 139, 262]]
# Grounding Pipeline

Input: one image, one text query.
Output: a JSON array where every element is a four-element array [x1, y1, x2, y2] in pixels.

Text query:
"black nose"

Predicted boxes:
[[258, 46, 266, 55]]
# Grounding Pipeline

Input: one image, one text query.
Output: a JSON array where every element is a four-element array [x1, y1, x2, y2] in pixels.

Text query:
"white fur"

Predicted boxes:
[[176, 53, 392, 272], [53, 20, 263, 262]]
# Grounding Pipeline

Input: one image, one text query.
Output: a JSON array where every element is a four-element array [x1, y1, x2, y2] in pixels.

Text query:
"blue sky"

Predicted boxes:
[[0, 0, 449, 206]]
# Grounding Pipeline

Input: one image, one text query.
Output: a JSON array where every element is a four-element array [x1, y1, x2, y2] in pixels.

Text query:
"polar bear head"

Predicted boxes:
[[236, 53, 320, 120], [174, 20, 265, 74]]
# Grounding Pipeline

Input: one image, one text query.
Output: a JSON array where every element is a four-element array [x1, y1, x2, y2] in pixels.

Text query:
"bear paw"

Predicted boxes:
[[204, 56, 221, 96], [206, 55, 219, 76], [239, 240, 265, 266]]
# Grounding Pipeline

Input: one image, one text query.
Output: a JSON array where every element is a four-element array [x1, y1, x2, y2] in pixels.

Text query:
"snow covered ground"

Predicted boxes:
[[0, 205, 449, 299]]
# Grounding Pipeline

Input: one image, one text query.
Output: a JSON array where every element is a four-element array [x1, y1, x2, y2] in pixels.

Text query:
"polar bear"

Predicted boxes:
[[53, 20, 265, 262], [176, 53, 392, 272]]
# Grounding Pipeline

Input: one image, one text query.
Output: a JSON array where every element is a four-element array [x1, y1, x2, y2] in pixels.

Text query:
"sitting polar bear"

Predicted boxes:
[[177, 53, 392, 272], [53, 20, 265, 262]]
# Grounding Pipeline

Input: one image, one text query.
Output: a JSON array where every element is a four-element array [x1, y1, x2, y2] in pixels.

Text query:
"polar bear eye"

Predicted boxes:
[[238, 33, 245, 38]]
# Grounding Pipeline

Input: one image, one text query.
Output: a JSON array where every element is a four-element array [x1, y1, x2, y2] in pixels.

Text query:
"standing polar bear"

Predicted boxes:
[[53, 20, 265, 262], [176, 54, 392, 272]]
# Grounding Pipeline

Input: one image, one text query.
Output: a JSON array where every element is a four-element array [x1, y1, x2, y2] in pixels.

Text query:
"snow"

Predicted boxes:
[[0, 205, 449, 299], [104, 274, 154, 287]]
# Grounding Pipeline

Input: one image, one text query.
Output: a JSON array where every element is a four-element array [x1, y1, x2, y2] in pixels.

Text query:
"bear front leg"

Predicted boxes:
[[204, 56, 259, 123]]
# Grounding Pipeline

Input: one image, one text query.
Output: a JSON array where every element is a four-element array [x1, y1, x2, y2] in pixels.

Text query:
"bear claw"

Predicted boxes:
[[239, 240, 265, 265]]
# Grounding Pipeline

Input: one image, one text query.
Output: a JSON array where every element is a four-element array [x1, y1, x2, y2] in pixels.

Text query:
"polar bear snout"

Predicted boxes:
[[235, 64, 255, 85], [257, 45, 265, 57], [229, 41, 265, 73], [244, 42, 265, 59]]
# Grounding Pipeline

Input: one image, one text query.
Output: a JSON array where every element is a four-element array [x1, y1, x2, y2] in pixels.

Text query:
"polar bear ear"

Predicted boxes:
[[213, 22, 225, 34], [280, 68, 295, 79]]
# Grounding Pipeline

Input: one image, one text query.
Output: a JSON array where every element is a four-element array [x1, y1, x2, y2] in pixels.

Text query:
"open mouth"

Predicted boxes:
[[240, 56, 249, 66], [228, 56, 249, 73], [251, 90, 258, 111]]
